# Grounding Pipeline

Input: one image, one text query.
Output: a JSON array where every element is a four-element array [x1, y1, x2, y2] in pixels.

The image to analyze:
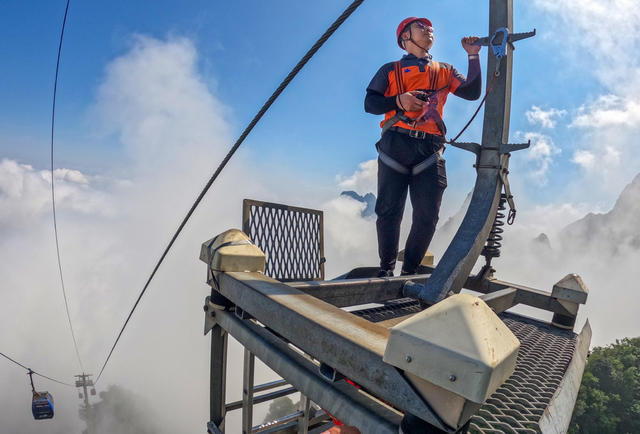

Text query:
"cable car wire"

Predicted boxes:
[[95, 0, 366, 383], [50, 0, 85, 374], [0, 351, 74, 387]]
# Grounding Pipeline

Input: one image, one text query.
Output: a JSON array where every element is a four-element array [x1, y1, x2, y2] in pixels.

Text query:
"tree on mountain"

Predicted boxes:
[[263, 396, 299, 423], [569, 337, 640, 434], [80, 385, 158, 434]]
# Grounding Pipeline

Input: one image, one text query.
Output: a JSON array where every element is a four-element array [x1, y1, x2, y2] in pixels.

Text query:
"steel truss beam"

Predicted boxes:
[[213, 271, 450, 431], [291, 272, 576, 318], [213, 308, 403, 433]]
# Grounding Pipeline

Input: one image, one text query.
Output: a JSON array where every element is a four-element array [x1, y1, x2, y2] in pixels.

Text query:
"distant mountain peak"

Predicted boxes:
[[560, 172, 640, 255], [340, 190, 376, 218]]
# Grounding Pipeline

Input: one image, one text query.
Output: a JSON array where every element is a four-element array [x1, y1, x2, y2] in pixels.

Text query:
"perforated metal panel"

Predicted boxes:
[[352, 302, 577, 433], [243, 199, 325, 282]]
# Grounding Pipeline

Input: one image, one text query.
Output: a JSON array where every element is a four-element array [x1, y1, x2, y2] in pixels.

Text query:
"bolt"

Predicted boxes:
[[449, 375, 457, 382], [210, 311, 216, 318], [406, 355, 412, 363], [203, 304, 209, 312]]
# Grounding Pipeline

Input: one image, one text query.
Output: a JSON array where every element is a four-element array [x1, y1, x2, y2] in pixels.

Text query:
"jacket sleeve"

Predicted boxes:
[[449, 57, 482, 100], [364, 62, 398, 115], [365, 90, 398, 115]]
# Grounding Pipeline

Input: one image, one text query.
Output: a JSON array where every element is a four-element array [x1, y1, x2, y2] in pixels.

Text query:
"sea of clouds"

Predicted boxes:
[[2, 1, 640, 430]]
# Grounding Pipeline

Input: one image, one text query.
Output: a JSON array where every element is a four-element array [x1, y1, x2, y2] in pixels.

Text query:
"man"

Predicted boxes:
[[365, 17, 482, 277]]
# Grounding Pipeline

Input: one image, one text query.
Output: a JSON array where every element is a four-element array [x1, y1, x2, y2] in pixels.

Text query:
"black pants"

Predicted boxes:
[[375, 130, 447, 274]]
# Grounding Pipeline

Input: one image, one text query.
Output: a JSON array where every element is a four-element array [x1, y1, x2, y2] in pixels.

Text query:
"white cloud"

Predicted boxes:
[[95, 35, 232, 170], [0, 158, 110, 228], [519, 132, 561, 182], [572, 150, 596, 170], [530, 0, 640, 195], [337, 159, 377, 194], [0, 35, 267, 434], [526, 105, 566, 128], [571, 94, 640, 128], [532, 0, 640, 86], [572, 146, 621, 173]]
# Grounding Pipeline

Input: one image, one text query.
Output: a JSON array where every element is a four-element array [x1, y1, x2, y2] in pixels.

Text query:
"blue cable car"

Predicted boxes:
[[27, 370, 54, 420], [31, 391, 54, 419]]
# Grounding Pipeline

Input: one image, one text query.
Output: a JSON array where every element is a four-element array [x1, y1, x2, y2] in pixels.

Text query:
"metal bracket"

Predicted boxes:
[[499, 156, 517, 224], [449, 141, 481, 156], [206, 420, 223, 434], [473, 28, 536, 54], [452, 141, 529, 157], [319, 362, 346, 383], [204, 296, 232, 335], [500, 141, 530, 154], [473, 27, 536, 74]]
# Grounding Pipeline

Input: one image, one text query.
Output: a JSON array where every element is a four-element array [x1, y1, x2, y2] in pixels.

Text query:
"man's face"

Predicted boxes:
[[404, 21, 434, 51]]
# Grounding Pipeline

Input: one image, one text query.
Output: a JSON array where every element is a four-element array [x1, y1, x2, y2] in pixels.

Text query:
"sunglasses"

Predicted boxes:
[[412, 22, 433, 33]]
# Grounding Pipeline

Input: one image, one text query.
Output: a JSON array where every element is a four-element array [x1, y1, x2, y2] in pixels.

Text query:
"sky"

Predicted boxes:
[[1, 0, 639, 432]]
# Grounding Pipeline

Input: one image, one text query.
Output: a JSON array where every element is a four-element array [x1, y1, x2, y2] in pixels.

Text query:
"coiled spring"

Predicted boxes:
[[482, 194, 507, 261]]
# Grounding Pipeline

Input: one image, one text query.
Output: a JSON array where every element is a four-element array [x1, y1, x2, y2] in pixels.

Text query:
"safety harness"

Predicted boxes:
[[378, 60, 447, 176]]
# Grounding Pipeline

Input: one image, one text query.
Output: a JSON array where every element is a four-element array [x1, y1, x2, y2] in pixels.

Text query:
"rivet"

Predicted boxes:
[[406, 355, 412, 363], [203, 304, 209, 312], [449, 375, 456, 382]]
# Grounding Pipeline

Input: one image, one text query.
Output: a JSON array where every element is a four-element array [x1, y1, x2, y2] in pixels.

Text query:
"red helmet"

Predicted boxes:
[[396, 17, 433, 49]]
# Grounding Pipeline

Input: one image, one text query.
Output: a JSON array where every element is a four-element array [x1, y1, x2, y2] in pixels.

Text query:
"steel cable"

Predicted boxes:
[[95, 0, 366, 382], [50, 0, 85, 374], [0, 351, 74, 387]]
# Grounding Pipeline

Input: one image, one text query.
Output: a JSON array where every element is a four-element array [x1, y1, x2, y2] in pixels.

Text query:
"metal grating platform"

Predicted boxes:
[[352, 301, 577, 433]]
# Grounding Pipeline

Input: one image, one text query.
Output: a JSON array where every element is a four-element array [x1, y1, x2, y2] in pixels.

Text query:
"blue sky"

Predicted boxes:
[[3, 0, 632, 207]]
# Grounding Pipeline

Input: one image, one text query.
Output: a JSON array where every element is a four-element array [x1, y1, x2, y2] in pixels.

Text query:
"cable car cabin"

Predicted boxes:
[[31, 392, 54, 420]]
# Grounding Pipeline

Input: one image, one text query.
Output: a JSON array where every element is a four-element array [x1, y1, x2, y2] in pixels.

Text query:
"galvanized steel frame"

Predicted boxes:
[[213, 308, 403, 433], [211, 270, 448, 430], [290, 271, 578, 319]]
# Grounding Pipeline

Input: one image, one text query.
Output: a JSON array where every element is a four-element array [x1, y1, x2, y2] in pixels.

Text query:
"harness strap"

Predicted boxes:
[[380, 61, 411, 136], [377, 145, 444, 176], [382, 60, 449, 137], [378, 150, 410, 175]]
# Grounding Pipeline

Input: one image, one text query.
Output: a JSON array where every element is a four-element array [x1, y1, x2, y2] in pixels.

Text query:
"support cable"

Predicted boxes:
[[0, 351, 74, 387], [50, 0, 85, 373], [95, 0, 365, 382]]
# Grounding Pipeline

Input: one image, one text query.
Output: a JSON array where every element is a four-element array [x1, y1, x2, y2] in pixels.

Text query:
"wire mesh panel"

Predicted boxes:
[[242, 199, 325, 282], [352, 302, 579, 433]]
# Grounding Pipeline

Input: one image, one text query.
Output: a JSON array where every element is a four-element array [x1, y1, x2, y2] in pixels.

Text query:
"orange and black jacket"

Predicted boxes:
[[365, 53, 481, 136]]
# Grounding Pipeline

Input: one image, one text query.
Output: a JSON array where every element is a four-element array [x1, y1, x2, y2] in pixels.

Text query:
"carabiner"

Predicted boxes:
[[491, 27, 509, 59]]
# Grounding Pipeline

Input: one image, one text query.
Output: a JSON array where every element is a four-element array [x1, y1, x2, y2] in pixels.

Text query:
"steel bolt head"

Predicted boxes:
[[449, 374, 456, 382], [203, 304, 209, 312], [406, 355, 412, 363]]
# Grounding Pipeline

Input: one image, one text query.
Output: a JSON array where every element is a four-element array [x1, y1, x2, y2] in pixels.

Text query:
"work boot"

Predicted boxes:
[[400, 268, 415, 276], [377, 268, 394, 278]]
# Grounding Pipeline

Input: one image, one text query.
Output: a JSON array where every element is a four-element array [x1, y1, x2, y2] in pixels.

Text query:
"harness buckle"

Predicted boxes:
[[409, 129, 428, 139]]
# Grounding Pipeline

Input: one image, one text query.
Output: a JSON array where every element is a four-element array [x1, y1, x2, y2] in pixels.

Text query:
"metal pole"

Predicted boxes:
[[418, 0, 514, 303], [210, 323, 228, 432], [242, 349, 255, 434], [75, 373, 95, 434], [297, 394, 310, 434]]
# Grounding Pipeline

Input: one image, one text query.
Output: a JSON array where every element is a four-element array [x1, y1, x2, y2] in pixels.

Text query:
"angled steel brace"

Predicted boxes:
[[418, 0, 531, 304]]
